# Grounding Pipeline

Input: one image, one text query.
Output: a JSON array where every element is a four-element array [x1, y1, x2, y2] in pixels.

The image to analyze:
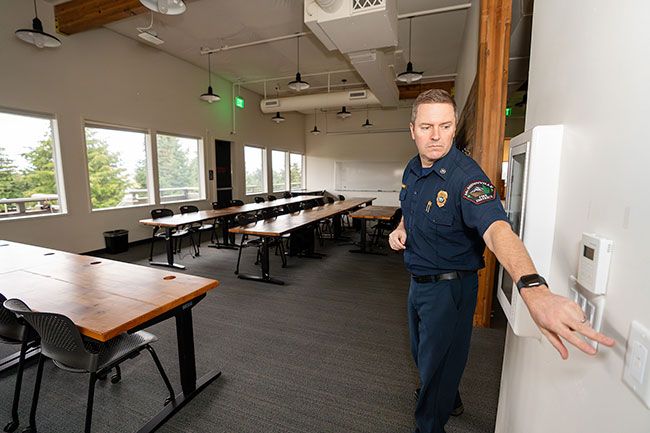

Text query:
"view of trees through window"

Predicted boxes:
[[290, 153, 304, 191], [272, 150, 288, 192], [0, 111, 62, 217], [244, 145, 266, 194], [147, 134, 201, 203]]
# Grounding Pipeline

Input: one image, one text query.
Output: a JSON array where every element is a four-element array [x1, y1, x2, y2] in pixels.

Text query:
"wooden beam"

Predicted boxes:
[[398, 81, 455, 100], [473, 0, 512, 327], [55, 0, 148, 35]]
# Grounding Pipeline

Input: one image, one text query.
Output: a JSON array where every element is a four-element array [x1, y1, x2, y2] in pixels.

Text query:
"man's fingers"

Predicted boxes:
[[541, 328, 568, 360], [557, 326, 597, 355]]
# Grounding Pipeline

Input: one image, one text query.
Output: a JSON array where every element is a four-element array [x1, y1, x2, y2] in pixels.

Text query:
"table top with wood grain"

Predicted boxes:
[[0, 240, 219, 342], [228, 197, 375, 237], [139, 196, 325, 228], [349, 205, 399, 220]]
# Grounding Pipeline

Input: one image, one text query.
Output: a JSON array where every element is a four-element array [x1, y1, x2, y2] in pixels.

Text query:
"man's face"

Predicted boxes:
[[409, 102, 456, 167]]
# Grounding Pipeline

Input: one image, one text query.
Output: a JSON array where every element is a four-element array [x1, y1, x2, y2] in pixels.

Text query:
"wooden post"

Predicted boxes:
[[473, 0, 512, 327]]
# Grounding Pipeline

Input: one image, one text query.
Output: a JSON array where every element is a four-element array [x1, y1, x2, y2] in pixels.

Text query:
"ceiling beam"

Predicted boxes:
[[398, 81, 455, 100], [54, 0, 148, 35]]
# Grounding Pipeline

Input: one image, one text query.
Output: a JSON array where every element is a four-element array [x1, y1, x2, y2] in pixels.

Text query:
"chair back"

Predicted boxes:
[[180, 205, 199, 214], [390, 208, 403, 228], [257, 208, 274, 220], [3, 299, 97, 372], [151, 208, 173, 219], [283, 191, 292, 199], [287, 203, 301, 213], [235, 212, 258, 226], [338, 195, 346, 201], [212, 201, 227, 210], [267, 195, 277, 201], [315, 198, 325, 206], [0, 294, 29, 342], [229, 199, 244, 207], [326, 197, 335, 204], [254, 196, 265, 204]]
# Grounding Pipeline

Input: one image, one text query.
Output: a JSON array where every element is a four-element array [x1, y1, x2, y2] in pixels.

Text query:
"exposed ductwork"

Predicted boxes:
[[304, 0, 399, 107], [260, 89, 379, 114]]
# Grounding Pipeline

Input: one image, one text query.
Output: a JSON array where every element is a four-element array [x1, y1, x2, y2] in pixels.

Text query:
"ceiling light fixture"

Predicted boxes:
[[310, 109, 321, 135], [288, 35, 309, 92], [15, 0, 61, 49], [336, 106, 351, 119], [272, 112, 286, 124], [397, 18, 423, 84], [140, 0, 186, 15], [200, 52, 220, 103], [362, 106, 373, 128]]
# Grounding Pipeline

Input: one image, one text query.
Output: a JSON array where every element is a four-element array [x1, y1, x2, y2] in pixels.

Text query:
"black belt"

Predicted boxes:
[[412, 271, 475, 284]]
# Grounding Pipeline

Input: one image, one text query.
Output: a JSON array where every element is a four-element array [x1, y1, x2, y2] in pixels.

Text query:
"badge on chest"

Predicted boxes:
[[436, 190, 448, 208]]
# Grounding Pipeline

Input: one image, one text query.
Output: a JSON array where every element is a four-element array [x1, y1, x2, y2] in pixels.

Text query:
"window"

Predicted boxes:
[[0, 110, 65, 219], [84, 124, 149, 210], [290, 153, 305, 191], [244, 145, 266, 195], [157, 133, 203, 203], [271, 150, 288, 192]]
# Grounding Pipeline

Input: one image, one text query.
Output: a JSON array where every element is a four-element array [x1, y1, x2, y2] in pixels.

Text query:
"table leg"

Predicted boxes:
[[0, 344, 40, 374], [149, 228, 186, 270], [350, 218, 387, 256], [208, 218, 238, 250], [238, 237, 285, 285]]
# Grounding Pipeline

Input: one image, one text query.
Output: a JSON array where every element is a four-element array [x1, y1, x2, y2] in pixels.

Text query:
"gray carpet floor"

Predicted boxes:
[[0, 230, 505, 433]]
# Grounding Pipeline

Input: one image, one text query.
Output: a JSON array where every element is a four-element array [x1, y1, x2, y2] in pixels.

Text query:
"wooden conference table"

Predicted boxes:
[[229, 197, 374, 285], [349, 205, 399, 255], [139, 196, 324, 269], [0, 240, 220, 433]]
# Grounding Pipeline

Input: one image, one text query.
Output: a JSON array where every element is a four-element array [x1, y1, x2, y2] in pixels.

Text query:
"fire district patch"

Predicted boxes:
[[462, 181, 496, 205]]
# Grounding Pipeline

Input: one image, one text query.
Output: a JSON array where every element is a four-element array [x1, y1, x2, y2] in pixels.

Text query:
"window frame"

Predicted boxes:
[[244, 144, 268, 196], [271, 149, 289, 193], [0, 107, 67, 221], [154, 131, 206, 205]]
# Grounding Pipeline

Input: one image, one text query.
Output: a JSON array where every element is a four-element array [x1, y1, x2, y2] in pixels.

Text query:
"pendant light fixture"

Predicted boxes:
[[271, 86, 285, 123], [288, 35, 310, 92], [200, 52, 220, 103], [336, 106, 351, 119], [15, 0, 61, 49], [140, 0, 186, 15], [310, 109, 321, 135], [362, 106, 373, 128], [397, 18, 423, 84]]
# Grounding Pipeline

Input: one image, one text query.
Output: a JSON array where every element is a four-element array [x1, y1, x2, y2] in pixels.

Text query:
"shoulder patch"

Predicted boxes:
[[462, 181, 496, 205]]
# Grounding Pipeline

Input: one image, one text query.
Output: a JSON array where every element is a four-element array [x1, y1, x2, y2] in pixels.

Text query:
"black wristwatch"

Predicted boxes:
[[516, 274, 547, 292]]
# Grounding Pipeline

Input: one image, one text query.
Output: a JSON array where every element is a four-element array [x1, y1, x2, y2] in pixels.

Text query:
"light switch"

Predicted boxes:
[[623, 321, 650, 409]]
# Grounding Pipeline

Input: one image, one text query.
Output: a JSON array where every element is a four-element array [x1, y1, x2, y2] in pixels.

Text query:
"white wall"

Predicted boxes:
[[495, 1, 650, 432], [454, 0, 480, 113], [305, 107, 415, 205], [0, 0, 305, 252]]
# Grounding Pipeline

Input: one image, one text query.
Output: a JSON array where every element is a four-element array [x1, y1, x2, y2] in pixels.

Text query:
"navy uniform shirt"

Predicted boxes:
[[399, 146, 509, 276]]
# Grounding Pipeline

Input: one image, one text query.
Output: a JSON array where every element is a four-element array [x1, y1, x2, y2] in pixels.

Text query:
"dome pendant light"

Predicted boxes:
[[200, 52, 220, 103], [15, 0, 61, 49], [310, 109, 321, 135], [362, 107, 373, 128], [336, 106, 351, 119], [140, 0, 186, 15], [288, 36, 310, 92], [272, 112, 286, 124], [397, 18, 423, 84]]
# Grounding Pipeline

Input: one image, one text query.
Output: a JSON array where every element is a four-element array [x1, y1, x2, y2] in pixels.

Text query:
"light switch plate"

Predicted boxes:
[[623, 321, 650, 409]]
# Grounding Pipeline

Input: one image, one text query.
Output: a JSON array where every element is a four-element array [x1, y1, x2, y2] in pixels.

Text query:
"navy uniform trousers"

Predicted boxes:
[[408, 272, 478, 433]]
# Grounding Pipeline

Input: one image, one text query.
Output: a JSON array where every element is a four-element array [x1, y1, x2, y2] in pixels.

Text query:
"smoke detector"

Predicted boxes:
[[138, 30, 164, 45]]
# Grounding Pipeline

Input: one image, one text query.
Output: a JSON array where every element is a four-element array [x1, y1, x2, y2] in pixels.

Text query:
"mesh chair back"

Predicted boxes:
[[235, 212, 258, 226], [180, 205, 199, 214], [229, 199, 244, 207], [267, 195, 277, 201], [0, 294, 28, 342], [254, 197, 265, 204], [257, 208, 274, 220], [315, 198, 325, 206], [212, 201, 227, 209], [3, 299, 97, 372], [272, 206, 287, 216], [326, 197, 335, 204], [338, 195, 346, 201], [151, 208, 173, 219], [287, 203, 301, 213], [283, 191, 292, 199]]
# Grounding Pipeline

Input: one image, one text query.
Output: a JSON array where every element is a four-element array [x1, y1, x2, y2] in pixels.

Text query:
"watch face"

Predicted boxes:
[[520, 274, 541, 286]]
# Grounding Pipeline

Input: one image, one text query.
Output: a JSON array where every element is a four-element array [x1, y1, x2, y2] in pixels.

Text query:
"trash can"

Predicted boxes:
[[103, 229, 129, 254]]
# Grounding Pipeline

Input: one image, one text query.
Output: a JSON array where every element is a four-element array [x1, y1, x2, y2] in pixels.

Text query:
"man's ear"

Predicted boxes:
[[409, 122, 415, 140]]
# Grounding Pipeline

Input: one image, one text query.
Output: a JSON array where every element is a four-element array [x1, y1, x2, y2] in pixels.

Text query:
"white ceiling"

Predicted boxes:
[[102, 0, 470, 97]]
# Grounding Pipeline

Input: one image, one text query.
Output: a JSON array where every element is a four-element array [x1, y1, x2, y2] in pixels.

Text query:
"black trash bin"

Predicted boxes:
[[103, 229, 129, 254]]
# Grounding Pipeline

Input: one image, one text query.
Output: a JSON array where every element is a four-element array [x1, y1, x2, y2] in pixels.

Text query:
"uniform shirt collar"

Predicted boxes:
[[408, 145, 459, 180]]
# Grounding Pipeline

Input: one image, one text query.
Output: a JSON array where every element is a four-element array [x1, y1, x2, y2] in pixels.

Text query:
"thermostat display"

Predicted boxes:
[[577, 233, 613, 294]]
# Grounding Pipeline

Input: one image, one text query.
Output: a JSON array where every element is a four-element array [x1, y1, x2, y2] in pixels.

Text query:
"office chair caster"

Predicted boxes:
[[20, 426, 35, 433], [110, 366, 121, 384], [4, 420, 18, 432]]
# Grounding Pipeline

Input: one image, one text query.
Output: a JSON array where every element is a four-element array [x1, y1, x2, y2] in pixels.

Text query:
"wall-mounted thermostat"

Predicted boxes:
[[577, 233, 613, 294]]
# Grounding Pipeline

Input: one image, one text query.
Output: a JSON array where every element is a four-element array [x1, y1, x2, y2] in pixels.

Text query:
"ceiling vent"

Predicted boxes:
[[137, 30, 164, 45], [263, 99, 280, 109], [348, 90, 367, 100]]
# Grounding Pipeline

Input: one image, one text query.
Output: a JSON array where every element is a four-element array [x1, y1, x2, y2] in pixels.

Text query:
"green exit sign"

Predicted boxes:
[[505, 107, 512, 117], [235, 96, 245, 109]]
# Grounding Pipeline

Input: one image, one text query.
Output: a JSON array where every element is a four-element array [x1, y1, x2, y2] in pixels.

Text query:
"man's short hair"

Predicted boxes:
[[410, 89, 458, 124]]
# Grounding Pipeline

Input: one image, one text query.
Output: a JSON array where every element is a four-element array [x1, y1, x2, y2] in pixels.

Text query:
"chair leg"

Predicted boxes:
[[24, 353, 45, 433], [3, 339, 29, 433], [84, 373, 97, 433], [196, 230, 202, 256], [279, 240, 287, 268], [144, 346, 176, 404], [235, 236, 245, 274], [149, 236, 156, 261], [110, 365, 121, 384]]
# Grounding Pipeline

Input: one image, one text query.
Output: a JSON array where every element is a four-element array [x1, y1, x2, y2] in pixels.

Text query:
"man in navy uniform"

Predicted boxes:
[[389, 89, 614, 433]]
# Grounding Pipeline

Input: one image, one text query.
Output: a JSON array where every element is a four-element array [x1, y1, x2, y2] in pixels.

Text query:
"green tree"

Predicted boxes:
[[0, 147, 21, 199], [246, 168, 263, 193], [20, 139, 57, 196], [156, 135, 197, 199], [290, 162, 302, 190], [85, 132, 129, 208]]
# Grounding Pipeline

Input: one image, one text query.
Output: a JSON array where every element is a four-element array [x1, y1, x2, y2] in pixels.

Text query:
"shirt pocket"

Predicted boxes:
[[424, 208, 454, 227], [399, 188, 407, 202]]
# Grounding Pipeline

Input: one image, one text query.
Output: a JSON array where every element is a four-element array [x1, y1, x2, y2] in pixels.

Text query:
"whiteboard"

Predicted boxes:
[[335, 161, 404, 192]]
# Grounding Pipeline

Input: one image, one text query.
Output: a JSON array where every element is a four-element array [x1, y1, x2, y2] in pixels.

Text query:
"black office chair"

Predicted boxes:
[[211, 201, 228, 209], [267, 195, 277, 201], [337, 195, 353, 228], [371, 208, 403, 246], [286, 202, 301, 213], [148, 208, 191, 261], [179, 205, 214, 256], [282, 191, 292, 199], [3, 299, 175, 433], [0, 294, 38, 433], [234, 212, 263, 274], [254, 196, 265, 204], [229, 199, 244, 206]]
